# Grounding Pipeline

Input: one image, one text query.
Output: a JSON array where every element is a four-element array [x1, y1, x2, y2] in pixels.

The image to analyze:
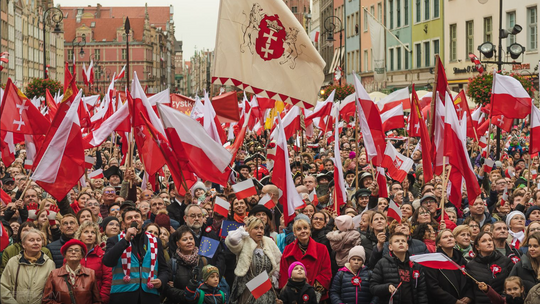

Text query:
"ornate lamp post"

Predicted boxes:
[[42, 7, 63, 79], [324, 15, 343, 85]]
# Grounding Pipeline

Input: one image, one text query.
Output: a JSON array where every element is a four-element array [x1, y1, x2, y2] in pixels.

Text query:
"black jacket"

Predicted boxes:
[[46, 234, 71, 268], [465, 250, 513, 304], [425, 248, 473, 304], [509, 253, 540, 293], [370, 253, 428, 304], [103, 231, 170, 304], [279, 279, 318, 304], [368, 236, 429, 270], [330, 265, 378, 304], [164, 255, 206, 304], [166, 198, 186, 225]]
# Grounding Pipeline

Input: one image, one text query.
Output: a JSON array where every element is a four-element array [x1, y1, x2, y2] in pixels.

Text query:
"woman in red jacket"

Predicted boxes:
[[279, 217, 332, 301], [76, 221, 112, 303]]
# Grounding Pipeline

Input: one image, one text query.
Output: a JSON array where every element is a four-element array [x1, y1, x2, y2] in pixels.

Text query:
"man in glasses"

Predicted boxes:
[[143, 196, 180, 230], [100, 186, 117, 218], [46, 214, 80, 268]]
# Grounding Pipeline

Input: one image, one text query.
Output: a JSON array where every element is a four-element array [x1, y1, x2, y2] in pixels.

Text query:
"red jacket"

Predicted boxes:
[[81, 245, 112, 304], [279, 237, 332, 300]]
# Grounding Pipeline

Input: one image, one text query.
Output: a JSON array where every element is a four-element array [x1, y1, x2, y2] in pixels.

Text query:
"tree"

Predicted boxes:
[[320, 84, 355, 101], [25, 78, 62, 99], [467, 71, 535, 106]]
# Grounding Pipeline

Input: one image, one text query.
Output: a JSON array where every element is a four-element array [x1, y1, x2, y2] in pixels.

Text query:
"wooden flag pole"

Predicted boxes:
[[485, 117, 493, 159], [440, 156, 452, 227], [355, 115, 360, 190]]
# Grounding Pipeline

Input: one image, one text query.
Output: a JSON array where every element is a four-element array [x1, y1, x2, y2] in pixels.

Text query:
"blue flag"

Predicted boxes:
[[198, 236, 220, 258], [220, 220, 243, 238]]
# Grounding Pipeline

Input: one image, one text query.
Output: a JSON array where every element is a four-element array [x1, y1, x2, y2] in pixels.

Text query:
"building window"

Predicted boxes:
[[404, 0, 409, 25], [484, 17, 492, 43], [397, 47, 402, 70], [67, 49, 73, 61], [122, 49, 127, 60], [433, 39, 440, 57], [389, 0, 394, 29], [404, 47, 409, 69], [364, 10, 368, 32], [450, 24, 457, 61], [507, 11, 516, 45], [291, 6, 298, 13], [378, 2, 382, 21], [416, 0, 421, 22], [433, 0, 439, 18], [397, 0, 401, 27], [528, 6, 538, 50], [94, 49, 101, 61], [466, 20, 474, 55], [364, 49, 369, 71], [415, 43, 422, 67], [424, 41, 430, 66], [424, 0, 430, 20], [371, 5, 375, 18], [389, 48, 394, 71]]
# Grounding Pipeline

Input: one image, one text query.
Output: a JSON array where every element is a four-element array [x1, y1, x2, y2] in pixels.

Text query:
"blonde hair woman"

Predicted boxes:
[[225, 216, 282, 304]]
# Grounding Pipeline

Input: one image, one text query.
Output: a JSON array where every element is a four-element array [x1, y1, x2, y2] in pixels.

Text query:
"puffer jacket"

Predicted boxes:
[[425, 248, 473, 304], [164, 254, 206, 304], [370, 253, 428, 304], [0, 243, 53, 276], [46, 234, 71, 268], [330, 264, 378, 304], [42, 264, 101, 304], [327, 230, 361, 267], [465, 250, 513, 304], [368, 236, 429, 269], [0, 251, 56, 304], [279, 279, 318, 304], [509, 253, 540, 293], [81, 245, 112, 303]]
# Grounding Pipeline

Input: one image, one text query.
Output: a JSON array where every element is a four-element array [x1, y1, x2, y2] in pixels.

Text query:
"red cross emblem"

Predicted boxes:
[[255, 15, 286, 61]]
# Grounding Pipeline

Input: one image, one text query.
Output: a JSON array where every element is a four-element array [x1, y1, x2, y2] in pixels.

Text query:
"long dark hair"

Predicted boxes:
[[472, 231, 493, 256]]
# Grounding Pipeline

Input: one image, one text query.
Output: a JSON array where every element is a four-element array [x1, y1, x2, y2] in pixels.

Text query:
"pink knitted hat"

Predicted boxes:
[[288, 261, 306, 278]]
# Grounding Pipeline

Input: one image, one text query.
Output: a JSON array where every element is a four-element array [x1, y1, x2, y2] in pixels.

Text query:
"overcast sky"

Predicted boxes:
[[56, 0, 220, 60]]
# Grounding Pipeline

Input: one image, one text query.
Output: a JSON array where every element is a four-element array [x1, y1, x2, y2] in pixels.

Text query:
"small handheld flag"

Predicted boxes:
[[220, 220, 244, 238], [258, 194, 275, 209], [214, 196, 231, 218], [198, 236, 220, 258], [246, 271, 272, 299], [232, 179, 258, 200]]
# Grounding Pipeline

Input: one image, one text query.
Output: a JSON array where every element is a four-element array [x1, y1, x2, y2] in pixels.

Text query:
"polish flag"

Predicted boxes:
[[431, 92, 447, 175], [246, 271, 272, 299], [214, 196, 231, 217], [0, 131, 15, 167], [380, 103, 405, 132], [273, 115, 305, 225], [501, 186, 509, 206], [333, 109, 347, 214], [202, 92, 227, 144], [88, 169, 104, 179], [377, 87, 410, 112], [1, 187, 11, 206], [382, 142, 414, 183], [156, 103, 233, 185], [444, 91, 481, 204], [478, 136, 488, 149], [409, 86, 433, 183], [483, 158, 495, 173], [83, 102, 130, 149], [305, 90, 335, 129], [115, 65, 126, 80], [530, 104, 540, 155], [387, 199, 402, 223], [353, 73, 386, 166], [376, 166, 389, 198], [0, 222, 9, 251], [447, 167, 463, 210], [410, 253, 461, 270], [258, 194, 276, 209], [271, 105, 302, 139], [31, 90, 85, 201], [84, 155, 95, 169], [491, 72, 532, 119], [454, 90, 478, 140], [339, 93, 356, 121], [232, 179, 258, 200]]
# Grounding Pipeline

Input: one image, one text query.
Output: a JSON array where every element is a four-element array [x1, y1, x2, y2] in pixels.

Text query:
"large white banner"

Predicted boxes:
[[212, 0, 326, 109], [367, 12, 386, 83]]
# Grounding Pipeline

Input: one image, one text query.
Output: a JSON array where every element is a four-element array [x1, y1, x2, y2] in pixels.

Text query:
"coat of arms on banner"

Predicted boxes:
[[241, 3, 305, 69]]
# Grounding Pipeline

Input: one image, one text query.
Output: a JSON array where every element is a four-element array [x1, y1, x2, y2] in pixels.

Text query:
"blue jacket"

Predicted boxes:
[[330, 265, 378, 304]]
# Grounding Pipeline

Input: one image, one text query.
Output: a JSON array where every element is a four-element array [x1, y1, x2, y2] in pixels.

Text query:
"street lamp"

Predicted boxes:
[[324, 15, 343, 85], [71, 34, 86, 64], [42, 6, 64, 79], [477, 0, 526, 159]]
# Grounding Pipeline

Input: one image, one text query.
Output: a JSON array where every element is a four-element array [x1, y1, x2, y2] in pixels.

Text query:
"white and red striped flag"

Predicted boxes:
[[114, 65, 126, 80], [258, 194, 276, 209], [0, 222, 9, 251], [246, 271, 272, 299], [380, 103, 405, 132], [387, 200, 402, 223], [332, 107, 347, 214], [491, 72, 532, 119], [377, 87, 410, 112], [232, 179, 258, 200], [530, 103, 540, 155], [214, 196, 231, 217], [501, 186, 509, 206], [410, 253, 461, 270], [88, 169, 104, 179], [483, 158, 495, 173], [381, 142, 414, 183]]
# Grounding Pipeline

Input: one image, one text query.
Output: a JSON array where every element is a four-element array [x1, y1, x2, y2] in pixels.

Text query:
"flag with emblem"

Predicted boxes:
[[212, 0, 325, 109], [198, 236, 220, 258], [381, 142, 414, 183], [220, 220, 244, 238], [246, 271, 272, 299]]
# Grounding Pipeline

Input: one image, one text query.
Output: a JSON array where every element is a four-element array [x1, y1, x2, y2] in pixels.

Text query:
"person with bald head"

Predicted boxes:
[[303, 175, 316, 192]]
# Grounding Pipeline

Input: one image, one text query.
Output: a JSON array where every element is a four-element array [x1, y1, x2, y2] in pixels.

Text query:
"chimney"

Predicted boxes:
[[96, 3, 101, 18]]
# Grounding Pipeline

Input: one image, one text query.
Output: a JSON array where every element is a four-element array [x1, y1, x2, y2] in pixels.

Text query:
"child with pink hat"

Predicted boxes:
[[277, 261, 317, 304]]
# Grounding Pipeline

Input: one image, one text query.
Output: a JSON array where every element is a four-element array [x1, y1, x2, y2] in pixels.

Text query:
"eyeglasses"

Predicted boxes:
[[188, 214, 203, 219], [86, 203, 100, 207], [110, 208, 120, 212], [67, 248, 81, 253], [104, 190, 115, 194]]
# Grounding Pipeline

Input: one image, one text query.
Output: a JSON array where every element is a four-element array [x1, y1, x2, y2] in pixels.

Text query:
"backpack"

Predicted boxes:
[[170, 256, 207, 282], [197, 288, 225, 304]]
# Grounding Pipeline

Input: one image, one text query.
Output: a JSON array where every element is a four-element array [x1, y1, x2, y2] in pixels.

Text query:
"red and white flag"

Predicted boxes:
[[88, 169, 104, 179], [530, 104, 540, 155], [115, 65, 126, 80], [272, 105, 302, 139], [31, 90, 85, 201], [202, 92, 227, 144], [333, 110, 347, 214], [258, 194, 276, 209], [232, 179, 258, 200], [82, 60, 94, 86], [444, 91, 481, 204], [483, 158, 495, 173], [491, 72, 532, 119], [157, 103, 233, 185], [339, 93, 356, 121], [501, 186, 509, 206], [308, 189, 318, 206], [353, 73, 386, 166], [376, 166, 389, 198], [382, 142, 414, 183], [410, 253, 461, 270], [246, 271, 272, 299], [387, 199, 402, 223], [377, 87, 410, 112], [305, 90, 335, 130], [0, 222, 9, 251], [1, 187, 11, 206], [83, 102, 130, 149], [380, 103, 405, 132], [273, 115, 305, 225], [214, 196, 231, 217], [409, 85, 433, 183], [212, 0, 325, 109]]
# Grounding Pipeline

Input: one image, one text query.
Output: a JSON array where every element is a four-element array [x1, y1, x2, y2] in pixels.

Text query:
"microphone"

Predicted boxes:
[[126, 221, 138, 242]]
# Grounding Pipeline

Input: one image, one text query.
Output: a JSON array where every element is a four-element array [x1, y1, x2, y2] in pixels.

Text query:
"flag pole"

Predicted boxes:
[[428, 55, 440, 136], [528, 113, 532, 190], [485, 117, 493, 160], [440, 156, 451, 228], [355, 111, 360, 191]]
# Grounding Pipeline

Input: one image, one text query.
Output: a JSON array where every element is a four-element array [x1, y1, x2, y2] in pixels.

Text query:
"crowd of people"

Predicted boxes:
[[1, 119, 540, 304]]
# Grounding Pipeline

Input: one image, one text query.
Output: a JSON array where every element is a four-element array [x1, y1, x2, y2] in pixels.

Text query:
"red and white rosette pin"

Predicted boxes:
[[351, 276, 362, 289], [302, 294, 309, 302], [413, 270, 420, 288], [490, 264, 501, 278]]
